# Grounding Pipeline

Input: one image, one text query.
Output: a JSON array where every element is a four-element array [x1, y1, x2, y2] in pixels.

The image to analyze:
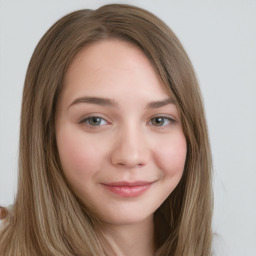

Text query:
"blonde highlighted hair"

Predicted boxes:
[[0, 4, 213, 255]]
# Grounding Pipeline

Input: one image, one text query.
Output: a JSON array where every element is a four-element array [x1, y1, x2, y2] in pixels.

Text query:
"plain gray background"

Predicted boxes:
[[0, 0, 255, 255]]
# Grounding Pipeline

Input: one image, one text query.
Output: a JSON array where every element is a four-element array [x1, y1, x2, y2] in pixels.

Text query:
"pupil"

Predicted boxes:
[[90, 117, 101, 125], [154, 117, 164, 125]]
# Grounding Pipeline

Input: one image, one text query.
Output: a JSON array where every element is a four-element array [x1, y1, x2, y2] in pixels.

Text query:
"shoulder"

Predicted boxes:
[[0, 205, 13, 227], [0, 207, 8, 219]]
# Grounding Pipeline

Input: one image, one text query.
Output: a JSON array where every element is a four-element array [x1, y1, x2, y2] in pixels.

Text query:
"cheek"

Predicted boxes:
[[154, 133, 187, 177], [56, 128, 101, 179]]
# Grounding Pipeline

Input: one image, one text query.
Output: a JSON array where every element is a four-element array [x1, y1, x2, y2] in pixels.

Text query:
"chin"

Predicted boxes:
[[95, 208, 154, 226]]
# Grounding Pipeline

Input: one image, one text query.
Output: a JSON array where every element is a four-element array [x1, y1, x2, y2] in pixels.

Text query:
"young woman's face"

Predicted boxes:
[[56, 40, 187, 225]]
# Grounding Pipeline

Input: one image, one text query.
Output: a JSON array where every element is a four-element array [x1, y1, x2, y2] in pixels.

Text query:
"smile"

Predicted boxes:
[[102, 181, 154, 198]]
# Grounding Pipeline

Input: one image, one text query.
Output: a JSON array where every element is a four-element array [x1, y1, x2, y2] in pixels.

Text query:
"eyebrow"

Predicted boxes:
[[68, 96, 175, 109], [68, 97, 118, 109], [146, 98, 175, 108]]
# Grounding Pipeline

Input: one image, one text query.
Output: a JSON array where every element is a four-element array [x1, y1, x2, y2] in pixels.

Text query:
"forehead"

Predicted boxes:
[[66, 39, 158, 80], [62, 39, 171, 101]]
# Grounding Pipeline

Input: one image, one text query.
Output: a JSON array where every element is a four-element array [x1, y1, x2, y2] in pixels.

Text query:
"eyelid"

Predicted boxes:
[[148, 114, 176, 126], [78, 114, 110, 126], [150, 114, 176, 121]]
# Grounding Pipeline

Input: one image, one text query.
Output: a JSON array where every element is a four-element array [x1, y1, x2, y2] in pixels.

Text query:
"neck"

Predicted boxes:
[[101, 215, 155, 256]]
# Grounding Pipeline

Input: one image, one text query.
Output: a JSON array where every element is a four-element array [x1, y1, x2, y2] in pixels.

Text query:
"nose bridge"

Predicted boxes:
[[111, 123, 149, 168]]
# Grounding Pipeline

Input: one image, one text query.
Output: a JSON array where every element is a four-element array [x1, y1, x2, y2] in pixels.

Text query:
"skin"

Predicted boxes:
[[55, 39, 187, 256]]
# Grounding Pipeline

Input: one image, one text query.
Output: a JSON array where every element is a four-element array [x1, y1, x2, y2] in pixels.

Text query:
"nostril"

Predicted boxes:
[[117, 162, 144, 167], [113, 153, 148, 168]]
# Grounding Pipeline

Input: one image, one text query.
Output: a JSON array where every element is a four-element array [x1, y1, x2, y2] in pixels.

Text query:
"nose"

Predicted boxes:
[[110, 126, 150, 168]]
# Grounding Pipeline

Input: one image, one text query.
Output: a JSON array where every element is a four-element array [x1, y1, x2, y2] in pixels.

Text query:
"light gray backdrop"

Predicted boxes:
[[0, 0, 255, 255]]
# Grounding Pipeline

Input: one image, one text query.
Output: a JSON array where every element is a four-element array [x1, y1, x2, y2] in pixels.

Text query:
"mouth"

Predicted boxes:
[[101, 181, 154, 198]]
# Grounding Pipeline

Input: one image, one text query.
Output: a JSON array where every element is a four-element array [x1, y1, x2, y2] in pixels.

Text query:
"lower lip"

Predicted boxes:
[[103, 184, 152, 197]]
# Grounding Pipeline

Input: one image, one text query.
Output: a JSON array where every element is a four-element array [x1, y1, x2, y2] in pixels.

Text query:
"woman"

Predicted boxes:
[[0, 4, 213, 256]]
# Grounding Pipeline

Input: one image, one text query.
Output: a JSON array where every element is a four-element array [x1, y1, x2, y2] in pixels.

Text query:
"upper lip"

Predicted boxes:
[[102, 181, 155, 187]]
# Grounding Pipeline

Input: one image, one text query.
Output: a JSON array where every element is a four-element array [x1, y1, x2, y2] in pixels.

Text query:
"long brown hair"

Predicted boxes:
[[0, 4, 213, 255]]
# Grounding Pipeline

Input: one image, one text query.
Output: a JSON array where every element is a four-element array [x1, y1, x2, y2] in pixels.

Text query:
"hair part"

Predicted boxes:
[[0, 4, 213, 256]]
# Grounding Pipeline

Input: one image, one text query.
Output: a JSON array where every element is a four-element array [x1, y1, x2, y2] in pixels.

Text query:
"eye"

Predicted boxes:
[[80, 116, 108, 126], [149, 116, 174, 127]]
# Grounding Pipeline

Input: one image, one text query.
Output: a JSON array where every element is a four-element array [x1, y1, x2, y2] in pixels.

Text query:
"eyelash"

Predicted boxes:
[[79, 115, 175, 128], [148, 116, 175, 127], [79, 116, 108, 126]]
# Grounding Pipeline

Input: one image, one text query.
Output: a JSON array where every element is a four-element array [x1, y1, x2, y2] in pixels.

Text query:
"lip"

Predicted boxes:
[[102, 181, 154, 198]]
